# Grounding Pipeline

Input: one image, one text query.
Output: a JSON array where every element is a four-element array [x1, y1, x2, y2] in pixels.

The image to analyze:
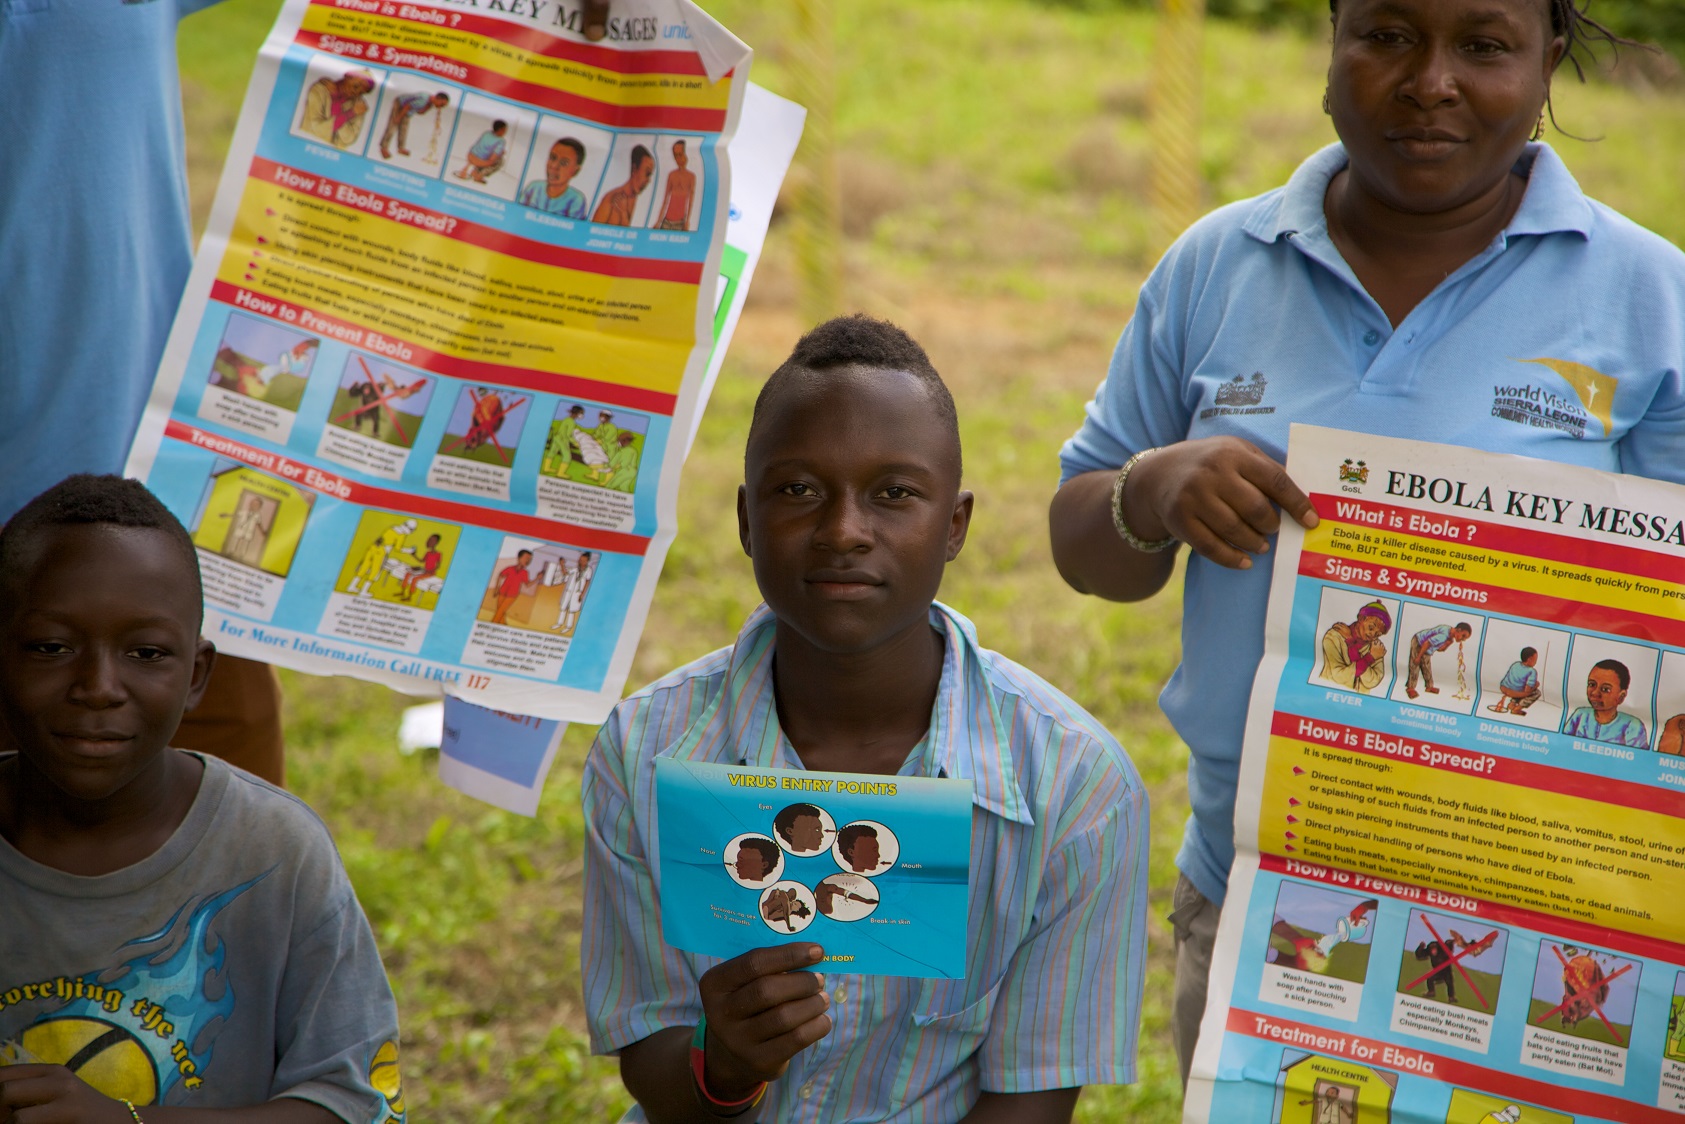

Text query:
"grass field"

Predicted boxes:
[[174, 1, 1685, 1119]]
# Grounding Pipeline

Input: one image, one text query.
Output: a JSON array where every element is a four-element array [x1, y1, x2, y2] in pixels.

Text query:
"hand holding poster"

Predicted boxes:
[[125, 0, 785, 723], [1188, 424, 1685, 1124], [654, 759, 974, 978]]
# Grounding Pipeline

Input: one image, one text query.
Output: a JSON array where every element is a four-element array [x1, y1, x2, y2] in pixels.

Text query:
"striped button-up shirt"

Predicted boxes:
[[582, 603, 1149, 1122]]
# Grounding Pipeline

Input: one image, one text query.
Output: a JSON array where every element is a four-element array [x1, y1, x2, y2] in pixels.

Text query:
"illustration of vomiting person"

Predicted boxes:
[[519, 137, 590, 218], [549, 550, 593, 635], [1491, 647, 1542, 715], [591, 144, 653, 226], [1318, 601, 1391, 693], [1405, 621, 1472, 699], [455, 119, 508, 183], [730, 837, 779, 885], [380, 90, 448, 159], [1562, 659, 1650, 748], [837, 823, 882, 873], [347, 518, 414, 596], [300, 69, 376, 149]]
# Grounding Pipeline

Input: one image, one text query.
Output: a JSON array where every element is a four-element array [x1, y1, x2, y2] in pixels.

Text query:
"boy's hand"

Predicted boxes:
[[0, 1064, 128, 1124], [697, 944, 831, 1100]]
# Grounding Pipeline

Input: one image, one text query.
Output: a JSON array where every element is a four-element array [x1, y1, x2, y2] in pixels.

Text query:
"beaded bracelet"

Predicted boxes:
[[121, 1101, 145, 1124], [1110, 448, 1177, 554], [688, 1019, 766, 1118]]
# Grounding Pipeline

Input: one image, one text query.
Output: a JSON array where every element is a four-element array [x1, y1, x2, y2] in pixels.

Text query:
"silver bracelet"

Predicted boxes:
[[1110, 449, 1177, 553]]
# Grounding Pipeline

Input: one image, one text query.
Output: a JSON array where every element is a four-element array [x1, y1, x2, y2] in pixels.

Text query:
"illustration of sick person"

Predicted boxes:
[[223, 495, 266, 562], [1404, 621, 1472, 699], [347, 518, 415, 596], [490, 549, 536, 625], [518, 137, 590, 218], [605, 431, 640, 493], [1562, 659, 1651, 747], [1659, 713, 1685, 755], [773, 803, 826, 854], [730, 837, 779, 884], [1478, 1108, 1522, 1124], [398, 533, 443, 601], [455, 120, 508, 183], [300, 70, 375, 148], [761, 887, 810, 933], [379, 91, 448, 160], [651, 139, 696, 231], [837, 823, 881, 874], [1297, 1087, 1352, 1124], [544, 404, 587, 476], [1491, 646, 1543, 715], [1318, 600, 1391, 693], [591, 144, 653, 227]]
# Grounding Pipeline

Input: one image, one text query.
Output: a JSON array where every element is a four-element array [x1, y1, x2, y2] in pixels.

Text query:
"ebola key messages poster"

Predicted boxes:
[[126, 0, 774, 721], [1186, 424, 1685, 1124]]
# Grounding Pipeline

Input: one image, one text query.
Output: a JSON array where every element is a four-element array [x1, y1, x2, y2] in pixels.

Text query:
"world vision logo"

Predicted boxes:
[[1489, 358, 1618, 439]]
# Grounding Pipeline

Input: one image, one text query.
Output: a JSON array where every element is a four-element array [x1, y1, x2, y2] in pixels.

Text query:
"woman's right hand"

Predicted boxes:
[[1126, 436, 1319, 569]]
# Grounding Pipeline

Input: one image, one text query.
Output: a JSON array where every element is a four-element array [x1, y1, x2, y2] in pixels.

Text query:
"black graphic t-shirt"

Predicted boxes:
[[0, 755, 404, 1123]]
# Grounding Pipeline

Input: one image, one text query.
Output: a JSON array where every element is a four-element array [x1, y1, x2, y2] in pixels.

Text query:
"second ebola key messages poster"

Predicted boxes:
[[1186, 425, 1685, 1124], [127, 0, 760, 720]]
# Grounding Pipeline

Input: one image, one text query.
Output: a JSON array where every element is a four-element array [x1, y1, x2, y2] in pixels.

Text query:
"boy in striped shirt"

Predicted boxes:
[[582, 315, 1149, 1122]]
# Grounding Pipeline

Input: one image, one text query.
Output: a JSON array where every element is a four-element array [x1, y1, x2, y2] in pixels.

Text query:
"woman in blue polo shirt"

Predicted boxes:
[[1048, 0, 1685, 1086]]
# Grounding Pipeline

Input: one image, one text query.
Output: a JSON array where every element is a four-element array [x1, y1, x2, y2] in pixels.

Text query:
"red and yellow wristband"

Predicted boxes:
[[689, 1018, 766, 1118]]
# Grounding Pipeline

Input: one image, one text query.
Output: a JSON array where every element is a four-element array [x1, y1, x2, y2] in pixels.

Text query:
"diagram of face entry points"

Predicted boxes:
[[719, 805, 904, 932]]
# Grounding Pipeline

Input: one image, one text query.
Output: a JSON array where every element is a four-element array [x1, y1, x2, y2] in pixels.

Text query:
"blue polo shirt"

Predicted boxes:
[[0, 0, 222, 521], [1060, 142, 1685, 905]]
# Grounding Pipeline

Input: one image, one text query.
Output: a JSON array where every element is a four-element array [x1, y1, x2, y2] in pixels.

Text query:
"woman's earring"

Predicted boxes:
[[1323, 89, 1332, 116], [1532, 111, 1545, 140]]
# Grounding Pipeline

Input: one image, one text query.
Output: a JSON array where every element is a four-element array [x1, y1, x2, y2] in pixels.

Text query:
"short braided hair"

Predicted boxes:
[[0, 474, 202, 625], [748, 314, 961, 478]]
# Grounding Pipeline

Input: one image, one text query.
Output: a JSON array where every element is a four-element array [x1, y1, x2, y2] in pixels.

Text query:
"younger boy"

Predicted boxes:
[[582, 316, 1148, 1123], [0, 475, 402, 1122], [1491, 647, 1541, 715]]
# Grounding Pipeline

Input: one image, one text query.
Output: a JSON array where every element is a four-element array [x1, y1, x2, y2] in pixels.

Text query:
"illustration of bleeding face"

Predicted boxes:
[[1586, 667, 1627, 716], [845, 833, 880, 873], [733, 843, 770, 882]]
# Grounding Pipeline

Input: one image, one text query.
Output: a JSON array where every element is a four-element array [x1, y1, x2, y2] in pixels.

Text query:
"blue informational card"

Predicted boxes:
[[654, 758, 974, 978]]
